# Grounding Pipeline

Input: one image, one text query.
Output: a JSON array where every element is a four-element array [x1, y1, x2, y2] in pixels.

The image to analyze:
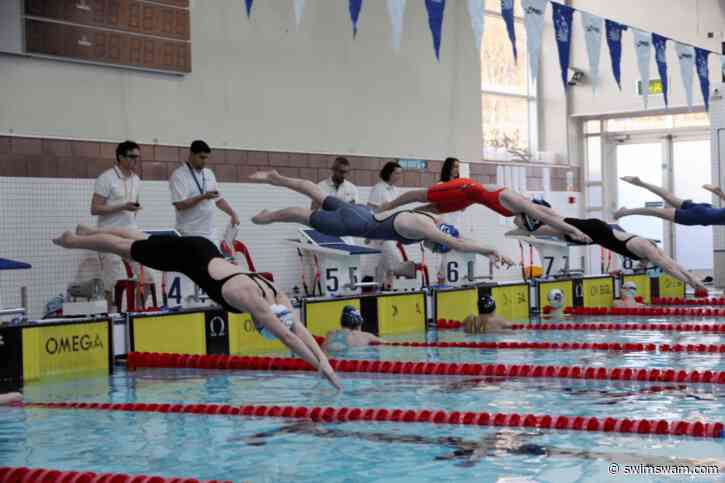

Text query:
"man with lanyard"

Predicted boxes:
[[169, 140, 240, 241], [91, 140, 149, 306], [311, 157, 359, 210]]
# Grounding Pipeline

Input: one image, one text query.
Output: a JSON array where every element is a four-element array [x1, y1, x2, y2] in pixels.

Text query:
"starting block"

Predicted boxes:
[[506, 234, 582, 279], [284, 230, 381, 296], [0, 257, 31, 321]]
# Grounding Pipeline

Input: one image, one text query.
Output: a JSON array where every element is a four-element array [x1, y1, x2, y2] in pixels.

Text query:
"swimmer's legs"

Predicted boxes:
[[53, 231, 134, 259], [620, 177, 686, 208], [76, 224, 147, 241], [252, 207, 313, 226], [249, 170, 326, 206], [377, 189, 428, 212], [613, 207, 676, 221]]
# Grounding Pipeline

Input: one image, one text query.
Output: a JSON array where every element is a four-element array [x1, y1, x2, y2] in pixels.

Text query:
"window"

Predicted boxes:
[[481, 7, 537, 155]]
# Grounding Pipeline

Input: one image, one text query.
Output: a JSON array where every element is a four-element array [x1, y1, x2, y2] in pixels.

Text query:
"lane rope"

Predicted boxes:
[[0, 466, 230, 483]]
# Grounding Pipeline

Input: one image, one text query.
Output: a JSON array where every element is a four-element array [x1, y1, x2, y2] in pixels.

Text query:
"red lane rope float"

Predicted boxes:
[[25, 401, 724, 439], [509, 322, 725, 333], [125, 352, 725, 385], [377, 341, 725, 354], [568, 306, 725, 317], [0, 466, 230, 483], [652, 297, 725, 306]]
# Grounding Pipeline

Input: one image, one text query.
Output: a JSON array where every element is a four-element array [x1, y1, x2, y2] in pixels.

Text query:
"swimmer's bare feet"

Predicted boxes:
[[703, 184, 722, 194], [251, 210, 274, 225], [613, 207, 629, 220], [75, 224, 97, 236], [52, 231, 75, 248], [249, 170, 282, 184], [620, 176, 643, 186]]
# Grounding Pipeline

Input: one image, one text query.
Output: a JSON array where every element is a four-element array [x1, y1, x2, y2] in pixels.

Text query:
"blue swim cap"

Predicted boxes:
[[341, 305, 363, 329], [432, 224, 460, 253], [477, 295, 496, 314]]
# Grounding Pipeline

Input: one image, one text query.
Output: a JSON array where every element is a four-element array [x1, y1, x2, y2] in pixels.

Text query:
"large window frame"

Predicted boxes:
[[481, 7, 539, 157]]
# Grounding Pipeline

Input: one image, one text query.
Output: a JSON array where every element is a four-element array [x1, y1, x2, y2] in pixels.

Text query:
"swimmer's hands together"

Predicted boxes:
[[568, 229, 592, 244], [487, 251, 515, 269], [320, 360, 342, 390]]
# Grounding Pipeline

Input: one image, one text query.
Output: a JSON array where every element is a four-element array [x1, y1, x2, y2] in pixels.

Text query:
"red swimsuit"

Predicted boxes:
[[426, 178, 514, 216]]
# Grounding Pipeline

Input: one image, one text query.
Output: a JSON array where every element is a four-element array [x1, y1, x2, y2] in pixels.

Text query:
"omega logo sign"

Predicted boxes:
[[45, 334, 104, 355], [209, 316, 226, 337]]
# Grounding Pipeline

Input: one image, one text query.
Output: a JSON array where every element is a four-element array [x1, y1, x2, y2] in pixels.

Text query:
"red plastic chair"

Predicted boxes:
[[396, 242, 429, 288], [114, 260, 157, 312], [220, 240, 274, 282]]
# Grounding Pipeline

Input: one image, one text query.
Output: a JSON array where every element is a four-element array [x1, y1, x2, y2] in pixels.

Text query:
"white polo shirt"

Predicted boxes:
[[169, 163, 220, 240], [93, 166, 140, 229], [318, 178, 359, 204], [368, 180, 398, 208]]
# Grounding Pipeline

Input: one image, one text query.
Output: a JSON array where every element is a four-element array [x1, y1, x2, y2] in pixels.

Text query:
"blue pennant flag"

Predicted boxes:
[[551, 3, 574, 89], [245, 0, 253, 18], [501, 0, 517, 62], [425, 0, 446, 61], [605, 20, 627, 90], [349, 0, 363, 37], [695, 47, 711, 110], [651, 34, 669, 106]]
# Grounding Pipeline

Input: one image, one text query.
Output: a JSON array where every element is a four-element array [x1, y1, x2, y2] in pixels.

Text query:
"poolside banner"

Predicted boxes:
[[578, 277, 614, 308], [487, 284, 530, 322], [204, 309, 230, 355], [0, 325, 23, 385], [245, 0, 253, 18], [501, 0, 517, 61], [632, 29, 652, 108], [522, 0, 548, 83], [605, 19, 627, 90], [467, 0, 485, 51], [695, 47, 711, 110], [675, 42, 695, 110], [434, 287, 477, 324], [551, 2, 574, 89], [580, 12, 603, 94], [228, 312, 286, 355], [377, 292, 426, 335], [652, 33, 669, 106], [425, 0, 446, 61], [130, 312, 206, 354], [304, 298, 362, 336], [293, 0, 305, 28], [349, 0, 363, 37], [386, 0, 407, 51]]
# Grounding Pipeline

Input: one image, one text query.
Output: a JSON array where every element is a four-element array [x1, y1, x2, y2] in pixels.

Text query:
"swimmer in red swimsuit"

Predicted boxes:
[[376, 178, 592, 243]]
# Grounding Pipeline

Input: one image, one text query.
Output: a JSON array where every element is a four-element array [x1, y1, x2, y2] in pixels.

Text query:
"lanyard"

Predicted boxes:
[[113, 166, 135, 202], [187, 162, 206, 195]]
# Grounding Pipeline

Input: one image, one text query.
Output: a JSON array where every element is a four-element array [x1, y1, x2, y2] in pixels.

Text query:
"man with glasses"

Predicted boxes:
[[91, 140, 144, 305], [311, 157, 359, 210]]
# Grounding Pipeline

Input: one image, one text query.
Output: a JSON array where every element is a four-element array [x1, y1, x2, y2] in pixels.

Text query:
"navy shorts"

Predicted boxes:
[[309, 196, 374, 237], [674, 200, 725, 226]]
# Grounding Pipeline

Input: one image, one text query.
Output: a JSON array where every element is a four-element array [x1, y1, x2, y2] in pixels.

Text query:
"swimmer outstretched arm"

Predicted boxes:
[[416, 222, 514, 267], [503, 194, 592, 243], [633, 242, 707, 292]]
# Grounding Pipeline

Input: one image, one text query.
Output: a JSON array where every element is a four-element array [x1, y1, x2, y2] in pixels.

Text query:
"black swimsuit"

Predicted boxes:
[[130, 235, 276, 313], [562, 218, 642, 260]]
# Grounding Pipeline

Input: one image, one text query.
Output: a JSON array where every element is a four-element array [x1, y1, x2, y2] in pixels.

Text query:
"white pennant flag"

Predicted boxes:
[[675, 42, 695, 110], [632, 29, 652, 108], [580, 12, 603, 94], [522, 0, 548, 82], [293, 0, 305, 28], [467, 0, 485, 51], [386, 0, 407, 51]]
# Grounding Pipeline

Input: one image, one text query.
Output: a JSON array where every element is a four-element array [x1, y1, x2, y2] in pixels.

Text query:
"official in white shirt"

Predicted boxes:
[[169, 140, 240, 241], [91, 140, 148, 303], [311, 157, 359, 210], [366, 162, 415, 287]]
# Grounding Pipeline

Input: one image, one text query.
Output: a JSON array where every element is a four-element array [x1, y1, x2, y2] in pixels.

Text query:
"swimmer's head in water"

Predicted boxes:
[[255, 304, 295, 340], [478, 295, 496, 314], [341, 305, 364, 329], [522, 198, 551, 232], [547, 288, 565, 309], [622, 280, 637, 297], [431, 223, 460, 253]]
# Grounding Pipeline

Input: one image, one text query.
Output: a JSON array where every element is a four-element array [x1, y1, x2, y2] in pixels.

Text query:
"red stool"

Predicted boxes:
[[114, 260, 157, 312]]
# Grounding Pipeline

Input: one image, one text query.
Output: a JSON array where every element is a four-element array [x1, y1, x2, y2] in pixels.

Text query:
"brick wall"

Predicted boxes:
[[0, 136, 581, 190]]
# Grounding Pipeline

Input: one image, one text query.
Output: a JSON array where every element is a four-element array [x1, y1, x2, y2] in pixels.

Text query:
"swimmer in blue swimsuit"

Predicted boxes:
[[249, 170, 514, 268], [323, 305, 381, 353], [615, 176, 725, 226]]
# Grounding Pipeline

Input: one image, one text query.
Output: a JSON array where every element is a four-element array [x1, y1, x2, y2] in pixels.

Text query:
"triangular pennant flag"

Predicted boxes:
[[652, 33, 669, 106], [675, 42, 695, 110], [244, 0, 253, 18], [580, 12, 603, 94], [425, 0, 446, 61], [349, 0, 363, 37], [522, 0, 548, 83], [632, 29, 652, 108], [605, 20, 628, 90], [467, 0, 485, 51], [386, 0, 407, 51], [721, 55, 725, 83], [695, 47, 711, 110], [551, 2, 574, 89], [293, 0, 305, 28], [501, 0, 517, 62]]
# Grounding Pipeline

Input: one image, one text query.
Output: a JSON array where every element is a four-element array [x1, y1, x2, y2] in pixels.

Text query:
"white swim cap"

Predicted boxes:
[[254, 304, 295, 340], [547, 288, 565, 309], [622, 281, 637, 291]]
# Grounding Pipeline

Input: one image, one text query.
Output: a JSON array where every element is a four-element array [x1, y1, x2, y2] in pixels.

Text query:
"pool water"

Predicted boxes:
[[1, 318, 724, 482]]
